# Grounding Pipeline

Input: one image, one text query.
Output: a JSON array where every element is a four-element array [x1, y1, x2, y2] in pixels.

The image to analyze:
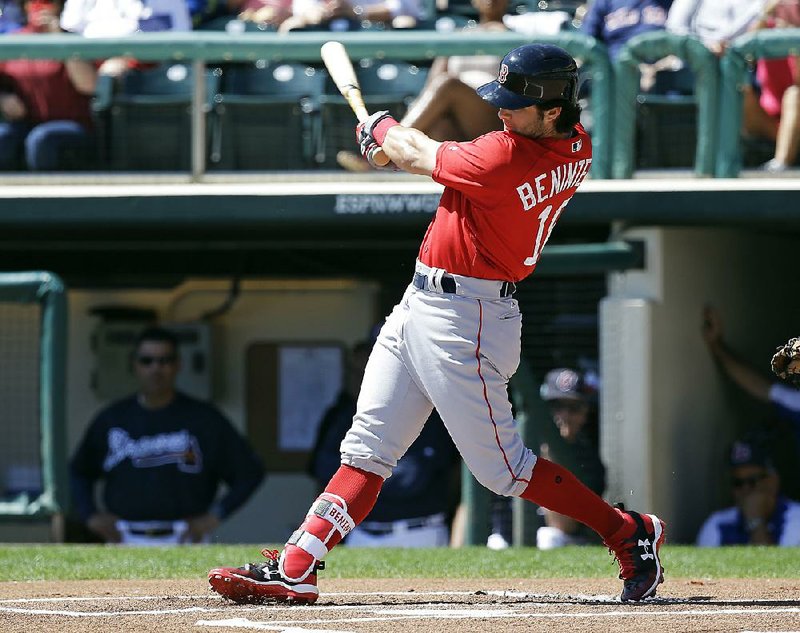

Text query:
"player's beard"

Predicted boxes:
[[502, 105, 547, 139]]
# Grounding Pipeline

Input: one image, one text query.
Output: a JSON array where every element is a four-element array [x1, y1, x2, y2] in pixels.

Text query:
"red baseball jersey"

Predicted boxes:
[[419, 124, 592, 282]]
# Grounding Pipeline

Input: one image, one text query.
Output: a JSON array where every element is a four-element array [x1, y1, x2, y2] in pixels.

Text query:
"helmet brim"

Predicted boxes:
[[477, 80, 539, 110]]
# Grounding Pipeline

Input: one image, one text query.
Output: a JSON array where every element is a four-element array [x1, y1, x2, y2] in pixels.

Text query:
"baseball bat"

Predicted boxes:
[[320, 40, 391, 167]]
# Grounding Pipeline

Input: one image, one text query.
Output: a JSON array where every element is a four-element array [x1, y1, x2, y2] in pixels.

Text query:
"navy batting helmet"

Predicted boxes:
[[477, 43, 578, 110]]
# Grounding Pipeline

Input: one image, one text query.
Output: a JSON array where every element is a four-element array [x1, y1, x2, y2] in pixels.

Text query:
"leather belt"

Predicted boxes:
[[358, 514, 444, 536], [412, 272, 515, 298], [128, 528, 176, 537]]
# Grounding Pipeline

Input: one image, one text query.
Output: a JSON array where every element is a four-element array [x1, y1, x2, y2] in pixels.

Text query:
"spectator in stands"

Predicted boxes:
[[696, 436, 800, 546], [578, 0, 676, 133], [580, 0, 673, 62], [278, 0, 422, 32], [308, 339, 459, 547], [336, 0, 508, 171], [534, 367, 607, 549], [741, 0, 800, 172], [233, 0, 293, 28], [0, 0, 24, 31], [70, 326, 265, 545], [60, 0, 192, 35], [60, 0, 192, 76], [666, 0, 766, 57], [0, 0, 98, 171]]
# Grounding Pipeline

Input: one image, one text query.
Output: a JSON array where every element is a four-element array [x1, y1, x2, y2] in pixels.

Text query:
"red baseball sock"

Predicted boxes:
[[521, 457, 624, 540], [282, 465, 383, 579]]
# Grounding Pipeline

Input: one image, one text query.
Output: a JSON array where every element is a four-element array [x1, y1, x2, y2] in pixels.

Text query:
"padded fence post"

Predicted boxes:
[[0, 272, 67, 518], [613, 32, 718, 178]]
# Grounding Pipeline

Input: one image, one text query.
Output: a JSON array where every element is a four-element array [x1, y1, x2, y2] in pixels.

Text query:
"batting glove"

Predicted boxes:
[[355, 110, 399, 148]]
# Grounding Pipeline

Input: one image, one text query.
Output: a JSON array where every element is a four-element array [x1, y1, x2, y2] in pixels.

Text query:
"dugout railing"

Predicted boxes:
[[0, 272, 68, 526]]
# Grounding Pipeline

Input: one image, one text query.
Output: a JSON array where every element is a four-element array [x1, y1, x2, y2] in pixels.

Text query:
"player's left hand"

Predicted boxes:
[[183, 512, 221, 543]]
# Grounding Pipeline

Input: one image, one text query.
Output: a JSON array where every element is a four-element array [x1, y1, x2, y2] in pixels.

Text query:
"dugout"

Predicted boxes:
[[0, 177, 799, 545]]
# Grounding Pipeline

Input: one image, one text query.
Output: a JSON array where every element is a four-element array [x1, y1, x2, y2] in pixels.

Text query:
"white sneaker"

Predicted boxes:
[[762, 158, 788, 173], [486, 532, 510, 550]]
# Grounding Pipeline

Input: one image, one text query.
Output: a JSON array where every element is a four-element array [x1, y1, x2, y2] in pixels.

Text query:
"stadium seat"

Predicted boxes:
[[209, 62, 325, 171], [316, 60, 429, 168], [635, 67, 698, 170], [94, 63, 220, 171], [195, 16, 278, 32]]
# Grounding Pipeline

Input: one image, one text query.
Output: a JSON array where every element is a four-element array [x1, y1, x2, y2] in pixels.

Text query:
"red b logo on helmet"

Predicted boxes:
[[498, 63, 509, 83]]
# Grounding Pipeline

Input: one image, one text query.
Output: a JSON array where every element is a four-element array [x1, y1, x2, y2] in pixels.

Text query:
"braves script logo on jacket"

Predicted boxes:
[[103, 428, 203, 473]]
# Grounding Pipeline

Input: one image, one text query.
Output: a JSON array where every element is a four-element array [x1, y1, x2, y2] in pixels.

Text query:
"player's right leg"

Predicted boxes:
[[521, 460, 666, 600], [403, 280, 665, 601]]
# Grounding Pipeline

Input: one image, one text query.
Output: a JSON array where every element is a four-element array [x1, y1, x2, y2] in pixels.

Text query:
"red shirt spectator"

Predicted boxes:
[[0, 55, 94, 128]]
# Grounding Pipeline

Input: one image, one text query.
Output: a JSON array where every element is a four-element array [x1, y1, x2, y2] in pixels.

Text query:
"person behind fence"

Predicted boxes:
[[0, 0, 24, 31], [702, 305, 800, 451], [580, 0, 673, 62], [696, 435, 800, 546], [277, 0, 421, 32], [535, 367, 607, 550], [666, 0, 766, 57], [307, 339, 459, 547], [740, 0, 800, 173], [59, 0, 194, 77], [0, 0, 98, 171], [69, 326, 265, 545]]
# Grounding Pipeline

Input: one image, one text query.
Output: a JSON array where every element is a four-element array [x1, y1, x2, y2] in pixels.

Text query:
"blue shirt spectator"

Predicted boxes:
[[697, 437, 800, 546], [0, 0, 24, 32], [580, 0, 673, 60], [70, 326, 265, 544], [697, 496, 800, 546]]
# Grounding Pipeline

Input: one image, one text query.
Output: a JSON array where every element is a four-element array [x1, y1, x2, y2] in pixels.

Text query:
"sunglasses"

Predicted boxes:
[[136, 355, 176, 367], [549, 400, 585, 413], [731, 472, 768, 489]]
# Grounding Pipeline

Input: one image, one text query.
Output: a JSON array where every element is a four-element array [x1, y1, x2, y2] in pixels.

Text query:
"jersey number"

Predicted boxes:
[[524, 199, 569, 267]]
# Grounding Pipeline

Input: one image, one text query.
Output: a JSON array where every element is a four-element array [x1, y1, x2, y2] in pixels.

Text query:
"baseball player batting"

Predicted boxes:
[[209, 43, 666, 604]]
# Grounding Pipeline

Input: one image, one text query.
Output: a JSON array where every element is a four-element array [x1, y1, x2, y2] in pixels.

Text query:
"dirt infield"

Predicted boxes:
[[1, 577, 799, 632]]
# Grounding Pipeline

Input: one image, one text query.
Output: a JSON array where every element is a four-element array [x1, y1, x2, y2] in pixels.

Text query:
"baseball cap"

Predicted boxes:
[[539, 368, 592, 401], [728, 438, 773, 469]]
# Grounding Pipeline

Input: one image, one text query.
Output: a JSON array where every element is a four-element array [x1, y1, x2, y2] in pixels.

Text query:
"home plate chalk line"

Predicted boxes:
[[1, 589, 799, 630]]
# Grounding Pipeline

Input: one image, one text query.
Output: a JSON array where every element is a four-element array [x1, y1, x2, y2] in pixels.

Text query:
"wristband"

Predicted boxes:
[[372, 116, 399, 145]]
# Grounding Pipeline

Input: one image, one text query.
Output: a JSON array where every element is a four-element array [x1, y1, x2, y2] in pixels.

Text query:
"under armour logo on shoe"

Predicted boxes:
[[638, 538, 654, 560]]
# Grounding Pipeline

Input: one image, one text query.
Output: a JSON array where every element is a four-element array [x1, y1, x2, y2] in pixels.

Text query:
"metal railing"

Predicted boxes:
[[2, 30, 798, 176], [0, 30, 613, 179]]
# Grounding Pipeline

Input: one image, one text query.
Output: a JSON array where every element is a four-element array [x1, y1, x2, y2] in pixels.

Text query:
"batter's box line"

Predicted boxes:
[[195, 606, 800, 629], [0, 594, 211, 604]]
